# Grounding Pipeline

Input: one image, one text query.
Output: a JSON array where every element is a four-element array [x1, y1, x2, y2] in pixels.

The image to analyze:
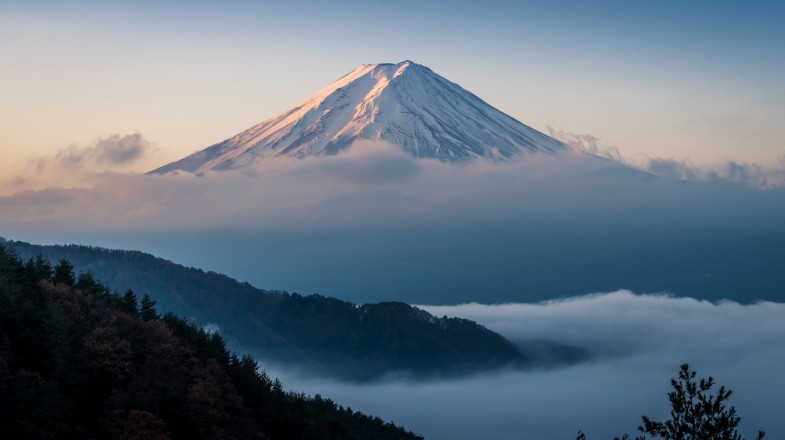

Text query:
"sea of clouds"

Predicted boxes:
[[268, 291, 785, 440]]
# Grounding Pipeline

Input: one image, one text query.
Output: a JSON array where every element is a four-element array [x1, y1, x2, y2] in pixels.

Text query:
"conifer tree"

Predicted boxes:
[[578, 364, 765, 440], [140, 293, 158, 321], [75, 272, 110, 297], [121, 288, 138, 315], [51, 259, 75, 287], [33, 255, 53, 281], [637, 364, 764, 440]]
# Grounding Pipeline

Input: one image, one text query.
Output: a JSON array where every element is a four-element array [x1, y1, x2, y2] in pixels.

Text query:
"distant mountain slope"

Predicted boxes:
[[6, 238, 532, 380], [150, 61, 566, 174], [0, 243, 423, 439]]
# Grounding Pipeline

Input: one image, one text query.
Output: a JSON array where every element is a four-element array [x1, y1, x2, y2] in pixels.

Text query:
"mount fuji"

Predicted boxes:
[[151, 61, 567, 174]]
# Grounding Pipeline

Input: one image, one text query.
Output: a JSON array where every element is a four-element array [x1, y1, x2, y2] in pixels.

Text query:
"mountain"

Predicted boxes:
[[0, 244, 423, 439], [5, 239, 561, 381], [151, 60, 566, 174]]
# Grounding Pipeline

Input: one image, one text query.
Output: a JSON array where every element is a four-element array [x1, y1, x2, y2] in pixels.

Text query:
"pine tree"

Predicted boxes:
[[75, 272, 111, 298], [578, 364, 765, 440], [638, 364, 764, 440], [51, 259, 75, 287], [121, 289, 138, 315], [33, 255, 53, 281], [139, 293, 158, 321]]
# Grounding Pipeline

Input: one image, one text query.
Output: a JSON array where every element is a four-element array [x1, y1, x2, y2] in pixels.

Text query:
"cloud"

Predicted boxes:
[[1, 133, 154, 195], [1, 141, 784, 305], [265, 291, 785, 440], [279, 140, 424, 184], [54, 132, 152, 170], [547, 127, 785, 189], [547, 126, 624, 162], [645, 157, 700, 181], [0, 143, 714, 231], [714, 161, 770, 188], [3, 175, 29, 188], [421, 291, 785, 359]]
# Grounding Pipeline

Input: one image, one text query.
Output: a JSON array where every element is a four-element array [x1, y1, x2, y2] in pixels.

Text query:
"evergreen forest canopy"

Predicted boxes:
[[4, 239, 560, 381], [0, 243, 423, 439]]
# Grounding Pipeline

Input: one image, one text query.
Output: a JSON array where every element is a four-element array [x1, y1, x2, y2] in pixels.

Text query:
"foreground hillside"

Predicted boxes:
[[5, 238, 531, 380], [0, 244, 422, 439]]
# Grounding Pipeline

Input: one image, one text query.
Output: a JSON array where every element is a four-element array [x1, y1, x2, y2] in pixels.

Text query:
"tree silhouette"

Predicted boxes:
[[51, 259, 75, 287], [121, 288, 138, 315], [578, 364, 764, 440], [140, 293, 158, 321], [33, 255, 53, 281]]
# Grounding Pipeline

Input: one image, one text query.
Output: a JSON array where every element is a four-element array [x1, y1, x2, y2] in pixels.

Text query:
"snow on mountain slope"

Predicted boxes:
[[151, 61, 567, 174]]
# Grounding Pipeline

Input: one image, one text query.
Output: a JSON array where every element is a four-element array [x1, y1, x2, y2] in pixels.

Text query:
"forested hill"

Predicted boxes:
[[0, 244, 422, 439], [5, 238, 526, 380]]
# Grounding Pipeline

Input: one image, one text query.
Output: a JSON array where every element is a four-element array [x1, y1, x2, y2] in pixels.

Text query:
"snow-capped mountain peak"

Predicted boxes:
[[151, 61, 566, 174]]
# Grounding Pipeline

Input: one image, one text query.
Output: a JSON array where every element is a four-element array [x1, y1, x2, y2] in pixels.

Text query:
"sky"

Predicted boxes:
[[2, 0, 785, 188]]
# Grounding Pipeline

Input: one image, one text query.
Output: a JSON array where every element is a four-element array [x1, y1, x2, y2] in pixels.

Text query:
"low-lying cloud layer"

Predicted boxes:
[[1, 141, 784, 304], [422, 291, 785, 360], [269, 291, 785, 440], [3, 140, 783, 229]]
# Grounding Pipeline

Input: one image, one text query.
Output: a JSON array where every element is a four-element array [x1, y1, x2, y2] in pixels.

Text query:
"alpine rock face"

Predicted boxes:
[[151, 61, 567, 174]]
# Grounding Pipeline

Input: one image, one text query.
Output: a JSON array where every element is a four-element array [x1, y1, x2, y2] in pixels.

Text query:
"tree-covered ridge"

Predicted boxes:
[[0, 244, 423, 439], [6, 239, 527, 380]]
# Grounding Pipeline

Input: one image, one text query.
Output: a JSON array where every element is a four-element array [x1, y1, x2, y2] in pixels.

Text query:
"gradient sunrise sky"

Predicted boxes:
[[2, 0, 784, 182]]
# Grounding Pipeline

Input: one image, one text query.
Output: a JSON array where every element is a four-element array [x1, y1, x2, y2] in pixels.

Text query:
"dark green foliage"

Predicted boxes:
[[140, 293, 159, 321], [32, 255, 53, 281], [8, 240, 526, 380], [578, 364, 765, 440], [121, 288, 138, 315], [51, 259, 75, 287], [266, 295, 524, 379], [75, 272, 113, 298], [637, 364, 764, 440], [0, 245, 422, 440]]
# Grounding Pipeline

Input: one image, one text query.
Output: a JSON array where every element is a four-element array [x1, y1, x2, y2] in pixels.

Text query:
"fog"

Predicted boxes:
[[266, 291, 785, 439], [1, 142, 784, 304]]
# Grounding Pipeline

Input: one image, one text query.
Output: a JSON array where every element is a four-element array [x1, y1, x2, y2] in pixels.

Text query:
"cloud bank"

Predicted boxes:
[[3, 141, 782, 231], [268, 291, 785, 440], [1, 141, 784, 304], [422, 291, 785, 359]]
